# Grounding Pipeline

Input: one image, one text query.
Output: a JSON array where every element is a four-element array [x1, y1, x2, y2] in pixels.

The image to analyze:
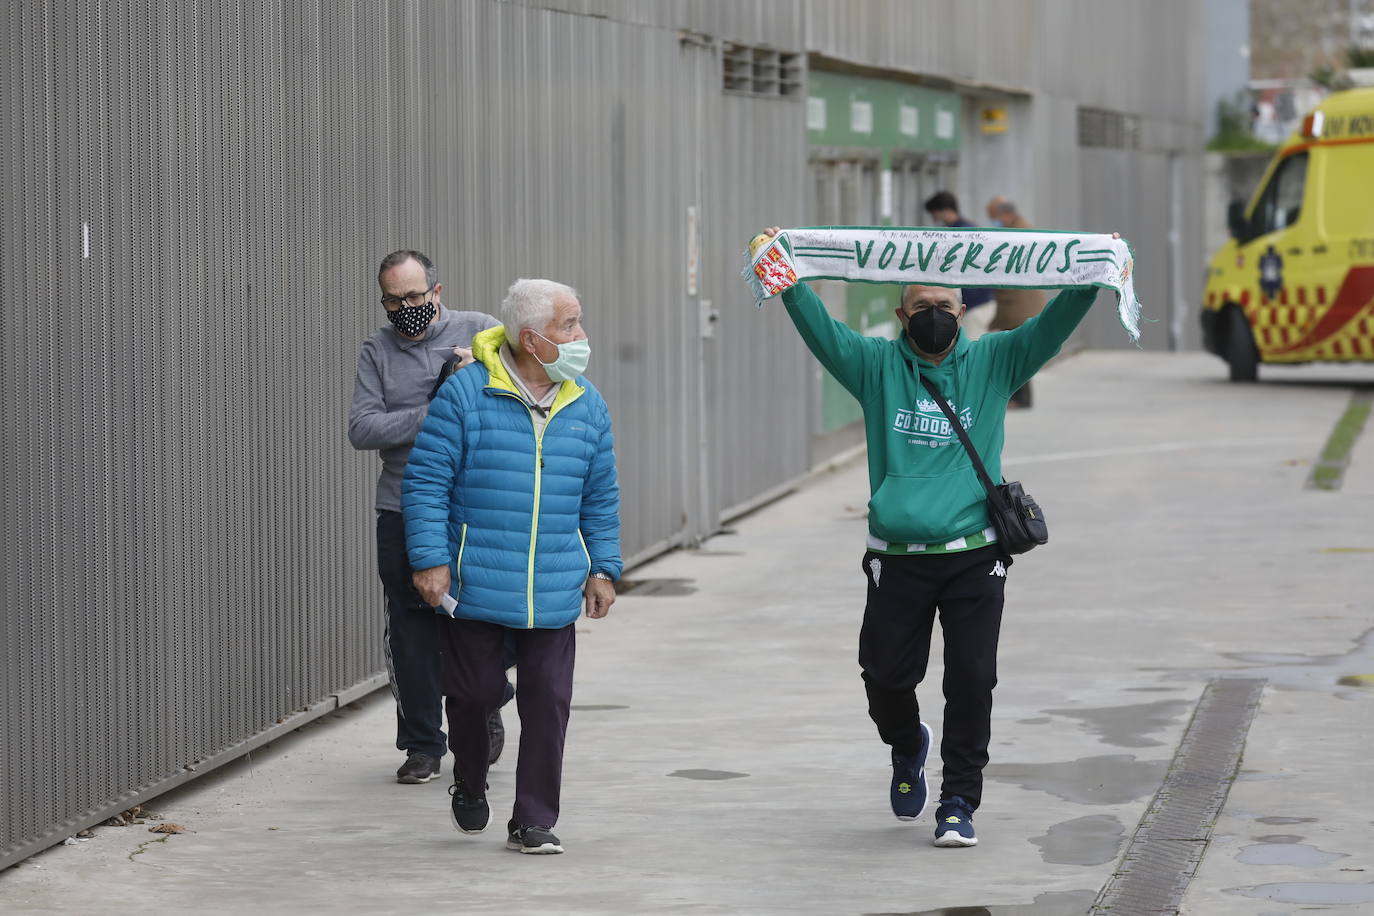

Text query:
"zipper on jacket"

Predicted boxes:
[[490, 382, 584, 629], [490, 390, 542, 629], [526, 435, 544, 628]]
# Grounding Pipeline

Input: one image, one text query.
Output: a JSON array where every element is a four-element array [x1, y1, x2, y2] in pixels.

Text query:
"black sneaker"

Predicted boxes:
[[487, 709, 505, 765], [396, 752, 441, 785], [933, 796, 978, 847], [505, 821, 563, 855], [448, 776, 490, 834], [890, 722, 932, 821]]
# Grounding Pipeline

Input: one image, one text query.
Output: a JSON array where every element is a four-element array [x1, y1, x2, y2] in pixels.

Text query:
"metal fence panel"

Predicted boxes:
[[706, 91, 811, 517], [2, 0, 813, 867]]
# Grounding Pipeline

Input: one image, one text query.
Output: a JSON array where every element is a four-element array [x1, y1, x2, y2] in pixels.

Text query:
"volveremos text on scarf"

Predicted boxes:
[[742, 226, 1142, 343]]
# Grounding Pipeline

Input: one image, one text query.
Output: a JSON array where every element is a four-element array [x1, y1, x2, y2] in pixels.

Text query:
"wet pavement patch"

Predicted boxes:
[[1237, 841, 1347, 867], [1016, 716, 1051, 725], [1042, 699, 1191, 748], [570, 704, 628, 711], [985, 755, 1167, 805], [865, 889, 1097, 916], [1255, 816, 1318, 825], [667, 769, 748, 780], [617, 578, 697, 596], [1217, 627, 1374, 692], [1231, 882, 1374, 905], [1235, 770, 1294, 782], [1029, 815, 1125, 865]]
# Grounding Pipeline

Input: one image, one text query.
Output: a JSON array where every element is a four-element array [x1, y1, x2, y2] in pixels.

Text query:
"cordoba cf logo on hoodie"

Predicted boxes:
[[892, 399, 974, 448]]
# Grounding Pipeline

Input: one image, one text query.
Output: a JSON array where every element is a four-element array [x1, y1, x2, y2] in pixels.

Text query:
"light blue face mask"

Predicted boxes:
[[532, 331, 590, 381], [988, 219, 1004, 227]]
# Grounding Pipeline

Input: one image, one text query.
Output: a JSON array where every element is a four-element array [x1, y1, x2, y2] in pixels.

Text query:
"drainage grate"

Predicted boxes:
[[1091, 677, 1266, 914]]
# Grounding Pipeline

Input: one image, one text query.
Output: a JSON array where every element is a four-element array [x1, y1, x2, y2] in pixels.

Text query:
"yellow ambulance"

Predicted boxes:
[[1201, 87, 1374, 380]]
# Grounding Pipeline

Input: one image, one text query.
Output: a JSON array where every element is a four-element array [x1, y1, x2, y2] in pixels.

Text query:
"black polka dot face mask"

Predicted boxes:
[[386, 301, 437, 337]]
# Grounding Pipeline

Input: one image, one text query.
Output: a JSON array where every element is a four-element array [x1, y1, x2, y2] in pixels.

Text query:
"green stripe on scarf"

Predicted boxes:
[[743, 226, 1142, 342]]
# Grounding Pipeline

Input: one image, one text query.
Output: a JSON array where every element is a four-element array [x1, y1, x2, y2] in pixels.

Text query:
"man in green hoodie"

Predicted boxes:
[[757, 226, 1112, 848]]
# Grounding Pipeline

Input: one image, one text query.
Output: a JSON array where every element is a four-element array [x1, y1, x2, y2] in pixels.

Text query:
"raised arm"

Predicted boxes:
[[991, 286, 1098, 391], [985, 231, 1125, 391], [757, 227, 883, 400]]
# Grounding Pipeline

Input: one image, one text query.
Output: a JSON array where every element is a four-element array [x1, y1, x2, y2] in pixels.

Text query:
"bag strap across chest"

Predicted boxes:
[[919, 375, 1004, 509]]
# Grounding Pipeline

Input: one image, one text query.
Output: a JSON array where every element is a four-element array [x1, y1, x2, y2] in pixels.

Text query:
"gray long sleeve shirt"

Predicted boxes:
[[349, 305, 501, 511]]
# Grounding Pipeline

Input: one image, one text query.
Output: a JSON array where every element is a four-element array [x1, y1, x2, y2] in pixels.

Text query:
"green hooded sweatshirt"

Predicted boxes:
[[782, 282, 1096, 547]]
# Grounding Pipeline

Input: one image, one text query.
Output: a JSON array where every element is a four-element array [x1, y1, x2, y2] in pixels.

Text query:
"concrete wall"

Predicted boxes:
[[1202, 151, 1275, 257], [802, 0, 1209, 350], [1205, 0, 1251, 138]]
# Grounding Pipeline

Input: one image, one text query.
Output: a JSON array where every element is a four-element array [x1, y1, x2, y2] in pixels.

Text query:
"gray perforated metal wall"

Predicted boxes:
[[1, 0, 809, 869]]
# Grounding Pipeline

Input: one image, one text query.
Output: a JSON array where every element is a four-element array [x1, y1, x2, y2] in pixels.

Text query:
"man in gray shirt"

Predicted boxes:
[[349, 249, 503, 784]]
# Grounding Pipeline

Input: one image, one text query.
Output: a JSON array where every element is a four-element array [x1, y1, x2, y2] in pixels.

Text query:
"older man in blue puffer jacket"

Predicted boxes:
[[402, 277, 621, 856]]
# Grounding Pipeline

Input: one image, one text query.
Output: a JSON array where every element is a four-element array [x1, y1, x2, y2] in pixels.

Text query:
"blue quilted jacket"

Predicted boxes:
[[401, 326, 622, 629]]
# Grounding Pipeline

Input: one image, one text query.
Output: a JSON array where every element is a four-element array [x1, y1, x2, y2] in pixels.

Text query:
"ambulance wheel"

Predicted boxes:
[[1226, 306, 1258, 382]]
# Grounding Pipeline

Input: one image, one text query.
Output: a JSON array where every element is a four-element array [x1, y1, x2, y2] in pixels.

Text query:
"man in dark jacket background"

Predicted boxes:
[[924, 191, 998, 339], [985, 196, 1047, 408], [349, 249, 504, 785]]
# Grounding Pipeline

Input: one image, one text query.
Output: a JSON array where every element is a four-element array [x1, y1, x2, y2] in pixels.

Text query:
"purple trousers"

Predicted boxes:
[[440, 618, 575, 828]]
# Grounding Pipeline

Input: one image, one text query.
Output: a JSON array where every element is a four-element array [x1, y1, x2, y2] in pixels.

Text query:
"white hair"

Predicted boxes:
[[501, 278, 579, 336]]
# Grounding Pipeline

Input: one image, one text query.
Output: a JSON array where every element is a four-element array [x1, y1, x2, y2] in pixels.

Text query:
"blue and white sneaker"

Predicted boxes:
[[933, 796, 977, 847], [890, 722, 932, 821]]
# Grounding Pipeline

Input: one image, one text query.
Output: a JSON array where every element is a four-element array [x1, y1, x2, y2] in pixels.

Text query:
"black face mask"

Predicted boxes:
[[906, 308, 959, 355], [386, 301, 436, 338]]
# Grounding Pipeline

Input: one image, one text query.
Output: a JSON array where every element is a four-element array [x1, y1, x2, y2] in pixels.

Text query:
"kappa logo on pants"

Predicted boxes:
[[869, 557, 882, 587], [989, 560, 1007, 578]]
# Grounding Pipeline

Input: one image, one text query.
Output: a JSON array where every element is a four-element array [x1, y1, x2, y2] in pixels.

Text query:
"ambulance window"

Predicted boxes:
[[1251, 152, 1308, 238], [1321, 145, 1374, 235]]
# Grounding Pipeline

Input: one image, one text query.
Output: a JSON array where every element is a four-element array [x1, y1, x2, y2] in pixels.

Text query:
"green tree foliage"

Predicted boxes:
[[1347, 44, 1374, 69], [1309, 62, 1349, 91], [1207, 92, 1276, 152]]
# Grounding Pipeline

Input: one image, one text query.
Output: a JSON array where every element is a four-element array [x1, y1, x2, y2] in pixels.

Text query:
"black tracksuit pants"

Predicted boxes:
[[377, 510, 516, 763], [858, 544, 1009, 811], [377, 509, 447, 760]]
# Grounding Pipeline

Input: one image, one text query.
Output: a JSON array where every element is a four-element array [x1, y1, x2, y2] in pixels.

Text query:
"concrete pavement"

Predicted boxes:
[[3, 351, 1372, 915]]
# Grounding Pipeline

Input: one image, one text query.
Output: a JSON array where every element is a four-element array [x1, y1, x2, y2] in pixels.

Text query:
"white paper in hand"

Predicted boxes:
[[439, 593, 458, 615]]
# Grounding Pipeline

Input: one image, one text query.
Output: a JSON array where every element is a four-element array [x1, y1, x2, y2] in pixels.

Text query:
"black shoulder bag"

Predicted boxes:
[[920, 376, 1048, 555]]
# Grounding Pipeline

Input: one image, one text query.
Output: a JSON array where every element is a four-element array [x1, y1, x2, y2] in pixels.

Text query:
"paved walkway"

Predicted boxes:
[[4, 352, 1373, 915]]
